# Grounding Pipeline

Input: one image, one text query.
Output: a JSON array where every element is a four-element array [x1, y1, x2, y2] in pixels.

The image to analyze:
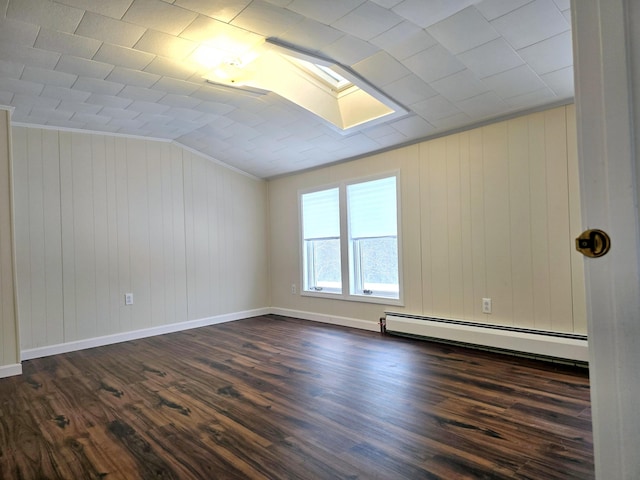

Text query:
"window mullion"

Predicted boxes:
[[339, 184, 350, 299], [304, 240, 313, 290], [353, 239, 362, 295]]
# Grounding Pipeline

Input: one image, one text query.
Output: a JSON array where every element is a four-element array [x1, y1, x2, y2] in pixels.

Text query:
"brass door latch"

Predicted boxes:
[[576, 229, 611, 258]]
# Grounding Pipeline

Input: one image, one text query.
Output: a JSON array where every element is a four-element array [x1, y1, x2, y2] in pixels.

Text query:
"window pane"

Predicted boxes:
[[305, 238, 341, 292], [347, 177, 397, 238], [354, 237, 399, 297], [347, 176, 399, 299], [301, 187, 342, 293], [302, 188, 339, 239]]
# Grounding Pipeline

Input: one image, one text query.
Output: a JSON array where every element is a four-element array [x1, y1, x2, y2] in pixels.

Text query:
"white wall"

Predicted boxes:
[[12, 127, 269, 352], [0, 109, 20, 375], [8, 105, 586, 359], [269, 105, 587, 334], [183, 146, 269, 319]]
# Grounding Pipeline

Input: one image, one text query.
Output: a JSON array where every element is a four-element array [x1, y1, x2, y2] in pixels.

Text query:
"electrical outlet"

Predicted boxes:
[[291, 283, 297, 294], [482, 297, 492, 314], [125, 293, 134, 305]]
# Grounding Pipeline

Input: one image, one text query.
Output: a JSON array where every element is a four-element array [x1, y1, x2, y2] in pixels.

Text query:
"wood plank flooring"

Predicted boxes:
[[0, 315, 594, 479]]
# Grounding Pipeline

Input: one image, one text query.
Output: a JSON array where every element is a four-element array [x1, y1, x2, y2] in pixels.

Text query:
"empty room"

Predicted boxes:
[[0, 0, 638, 478]]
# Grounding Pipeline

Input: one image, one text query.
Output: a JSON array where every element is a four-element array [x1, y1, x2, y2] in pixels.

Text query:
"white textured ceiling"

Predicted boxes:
[[0, 0, 573, 178]]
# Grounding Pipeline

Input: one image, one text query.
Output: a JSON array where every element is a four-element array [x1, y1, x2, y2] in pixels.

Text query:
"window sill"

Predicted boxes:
[[301, 290, 404, 307]]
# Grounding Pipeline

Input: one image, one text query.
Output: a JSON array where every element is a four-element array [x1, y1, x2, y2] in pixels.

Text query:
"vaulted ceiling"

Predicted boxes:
[[0, 0, 573, 178]]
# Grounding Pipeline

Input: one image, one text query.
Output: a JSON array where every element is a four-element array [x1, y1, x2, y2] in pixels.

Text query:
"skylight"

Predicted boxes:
[[194, 38, 407, 133], [291, 59, 353, 92]]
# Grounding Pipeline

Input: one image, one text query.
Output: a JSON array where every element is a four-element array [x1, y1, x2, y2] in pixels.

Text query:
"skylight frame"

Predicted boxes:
[[198, 37, 409, 134], [263, 39, 409, 132], [290, 58, 353, 93]]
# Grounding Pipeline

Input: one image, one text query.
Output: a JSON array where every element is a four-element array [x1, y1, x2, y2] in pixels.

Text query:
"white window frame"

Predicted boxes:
[[298, 171, 403, 306]]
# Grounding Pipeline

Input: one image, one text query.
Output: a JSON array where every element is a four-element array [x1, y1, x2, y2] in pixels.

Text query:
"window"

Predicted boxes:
[[301, 188, 342, 293], [347, 177, 399, 298], [300, 174, 401, 303]]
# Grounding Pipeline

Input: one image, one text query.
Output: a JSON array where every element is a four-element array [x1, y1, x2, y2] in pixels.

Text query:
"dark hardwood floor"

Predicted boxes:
[[0, 315, 594, 479]]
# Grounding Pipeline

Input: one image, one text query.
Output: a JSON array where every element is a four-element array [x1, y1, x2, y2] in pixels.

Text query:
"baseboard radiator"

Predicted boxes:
[[384, 313, 589, 363]]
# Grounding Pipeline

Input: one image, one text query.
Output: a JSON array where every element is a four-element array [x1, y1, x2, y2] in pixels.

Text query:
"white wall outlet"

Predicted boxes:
[[482, 297, 492, 314], [125, 293, 134, 305], [291, 283, 297, 294]]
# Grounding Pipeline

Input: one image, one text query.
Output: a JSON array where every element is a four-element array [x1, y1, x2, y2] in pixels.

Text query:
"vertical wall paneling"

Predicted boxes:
[[0, 109, 19, 369], [566, 106, 587, 333], [185, 151, 210, 319], [72, 133, 98, 340], [221, 169, 236, 312], [218, 168, 238, 312], [182, 151, 268, 321], [146, 141, 165, 328], [528, 113, 553, 330], [161, 143, 176, 324], [398, 146, 421, 311], [163, 146, 187, 327], [243, 174, 258, 308], [242, 172, 269, 311], [508, 116, 535, 328], [418, 143, 434, 314], [126, 138, 151, 331], [12, 127, 32, 345], [211, 162, 224, 314], [269, 105, 585, 335], [544, 108, 573, 332], [428, 138, 451, 315], [229, 173, 245, 312], [42, 131, 64, 345], [114, 137, 132, 333], [458, 132, 475, 320], [104, 136, 120, 335], [198, 151, 213, 317], [26, 128, 45, 347], [11, 105, 582, 353], [14, 128, 65, 349], [231, 173, 250, 312], [92, 135, 110, 338], [445, 135, 464, 319], [482, 123, 513, 325], [468, 128, 487, 320], [59, 132, 77, 342], [171, 146, 188, 324], [207, 152, 219, 315], [13, 127, 267, 352], [182, 151, 195, 321]]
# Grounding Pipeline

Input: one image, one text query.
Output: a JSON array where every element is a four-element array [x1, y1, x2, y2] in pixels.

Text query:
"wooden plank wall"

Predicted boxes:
[[0, 110, 19, 370], [12, 128, 269, 351], [419, 109, 576, 331], [268, 105, 587, 334]]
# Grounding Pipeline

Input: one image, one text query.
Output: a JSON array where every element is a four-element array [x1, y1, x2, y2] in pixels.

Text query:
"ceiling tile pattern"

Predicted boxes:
[[0, 0, 573, 178]]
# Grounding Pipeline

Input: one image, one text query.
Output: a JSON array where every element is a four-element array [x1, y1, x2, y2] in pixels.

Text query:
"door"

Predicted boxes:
[[572, 0, 640, 478]]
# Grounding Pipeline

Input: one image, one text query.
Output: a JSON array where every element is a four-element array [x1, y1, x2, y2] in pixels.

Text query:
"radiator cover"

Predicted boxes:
[[385, 313, 588, 362]]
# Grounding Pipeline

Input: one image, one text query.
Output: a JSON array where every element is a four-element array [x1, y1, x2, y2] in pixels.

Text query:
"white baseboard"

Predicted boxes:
[[13, 307, 589, 371], [19, 307, 376, 363], [269, 308, 380, 332], [0, 363, 22, 378], [20, 308, 270, 361]]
